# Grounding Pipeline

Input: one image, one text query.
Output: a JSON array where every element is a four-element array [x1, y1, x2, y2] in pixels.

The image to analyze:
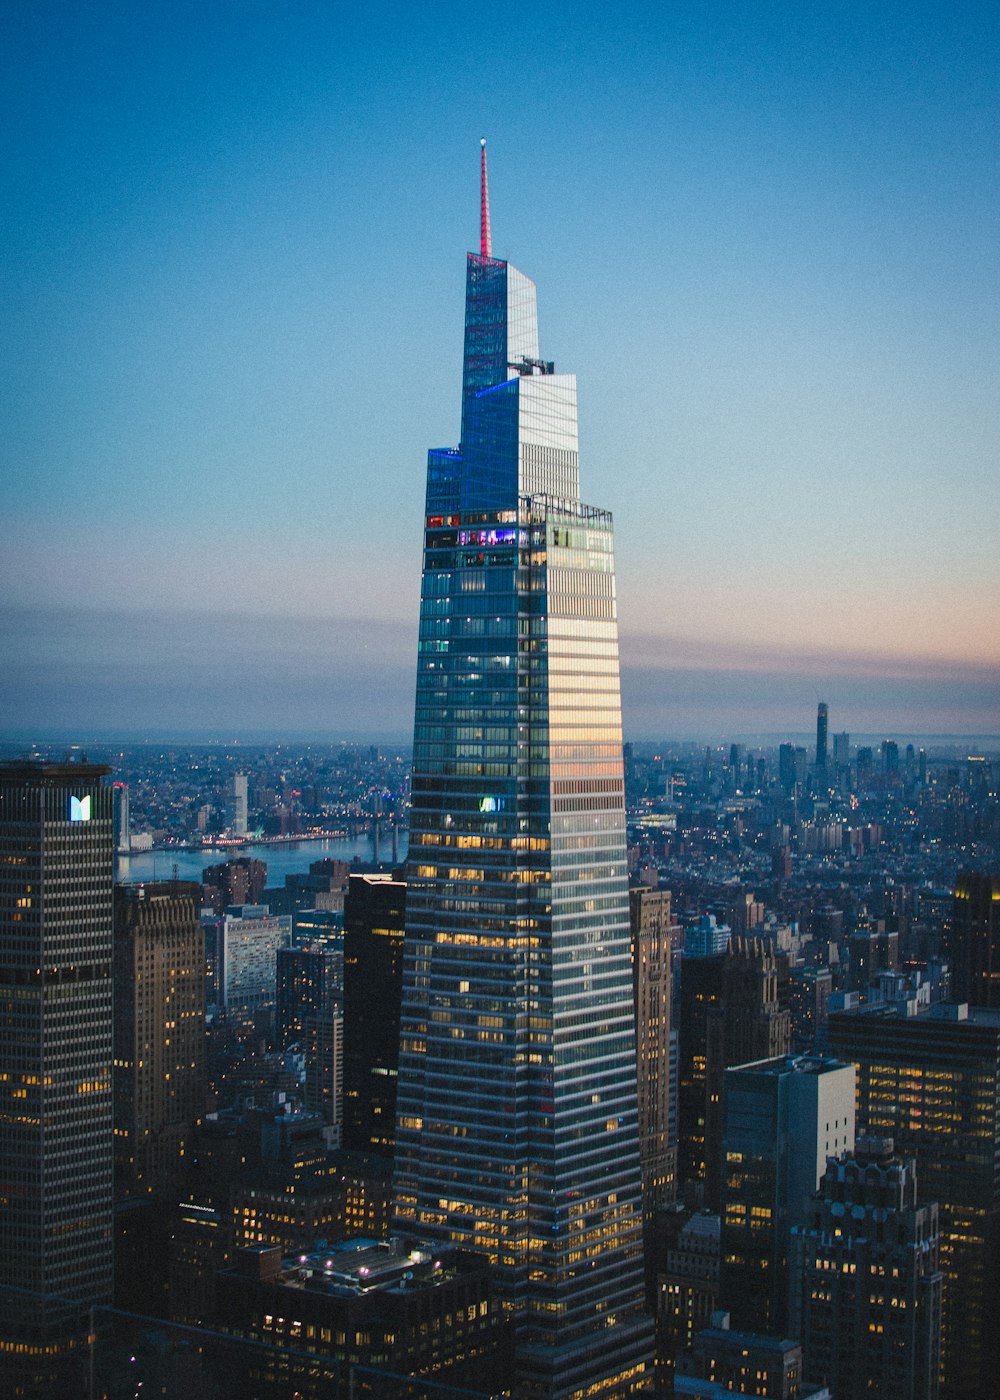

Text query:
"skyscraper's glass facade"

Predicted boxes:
[[394, 241, 652, 1396], [0, 763, 114, 1311]]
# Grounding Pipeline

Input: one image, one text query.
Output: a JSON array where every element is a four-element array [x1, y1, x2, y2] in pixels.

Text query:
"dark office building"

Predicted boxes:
[[792, 1137, 941, 1400], [214, 1237, 508, 1395], [305, 1003, 344, 1138], [949, 871, 1000, 1008], [678, 953, 726, 1193], [789, 965, 833, 1052], [719, 1054, 855, 1335], [779, 743, 807, 793], [0, 761, 114, 1389], [678, 940, 791, 1208], [275, 940, 345, 1139], [846, 924, 900, 994], [275, 944, 342, 1049], [113, 881, 206, 1201], [828, 1002, 1000, 1400], [656, 1210, 720, 1371], [342, 873, 405, 1155]]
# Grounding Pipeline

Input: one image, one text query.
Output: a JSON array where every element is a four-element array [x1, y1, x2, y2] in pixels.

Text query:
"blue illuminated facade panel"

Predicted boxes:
[[394, 243, 652, 1397]]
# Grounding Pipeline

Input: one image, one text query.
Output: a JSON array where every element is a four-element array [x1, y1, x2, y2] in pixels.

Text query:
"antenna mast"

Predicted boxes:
[[480, 138, 492, 258]]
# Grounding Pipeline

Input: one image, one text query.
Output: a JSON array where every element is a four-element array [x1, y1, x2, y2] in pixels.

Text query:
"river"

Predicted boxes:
[[117, 830, 408, 886]]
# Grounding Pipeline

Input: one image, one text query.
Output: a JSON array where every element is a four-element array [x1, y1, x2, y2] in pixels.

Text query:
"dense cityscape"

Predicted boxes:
[[2, 718, 998, 1398], [3, 13, 997, 1399]]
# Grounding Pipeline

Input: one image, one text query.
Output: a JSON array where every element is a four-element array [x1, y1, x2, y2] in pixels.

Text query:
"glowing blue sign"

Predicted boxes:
[[69, 795, 91, 822]]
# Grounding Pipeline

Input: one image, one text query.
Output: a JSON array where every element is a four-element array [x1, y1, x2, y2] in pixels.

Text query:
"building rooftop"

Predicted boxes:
[[238, 1236, 478, 1300], [833, 1000, 1000, 1029]]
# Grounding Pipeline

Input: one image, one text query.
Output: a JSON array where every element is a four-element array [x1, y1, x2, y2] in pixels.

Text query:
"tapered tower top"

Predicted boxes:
[[480, 138, 492, 258]]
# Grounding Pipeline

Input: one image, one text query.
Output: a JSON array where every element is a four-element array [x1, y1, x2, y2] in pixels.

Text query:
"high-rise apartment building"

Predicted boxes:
[[215, 905, 292, 1024], [113, 881, 206, 1201], [0, 761, 115, 1310], [393, 145, 652, 1397], [202, 855, 267, 913], [949, 871, 1000, 1008], [827, 1002, 1000, 1400]]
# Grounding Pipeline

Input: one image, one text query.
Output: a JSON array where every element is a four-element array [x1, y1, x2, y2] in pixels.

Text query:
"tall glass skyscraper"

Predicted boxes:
[[394, 147, 652, 1398], [0, 760, 114, 1383]]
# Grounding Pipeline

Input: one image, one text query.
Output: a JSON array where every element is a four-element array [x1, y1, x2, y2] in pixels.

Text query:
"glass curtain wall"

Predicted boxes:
[[395, 251, 652, 1398]]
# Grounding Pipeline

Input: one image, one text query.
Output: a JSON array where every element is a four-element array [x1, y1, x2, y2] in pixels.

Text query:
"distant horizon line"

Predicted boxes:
[[3, 729, 998, 752]]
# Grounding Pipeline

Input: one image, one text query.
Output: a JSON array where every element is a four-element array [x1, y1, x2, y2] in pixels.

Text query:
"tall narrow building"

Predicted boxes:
[[0, 762, 115, 1322], [815, 701, 828, 776], [630, 885, 675, 1232], [343, 872, 406, 1156], [679, 938, 790, 1208], [113, 881, 206, 1202], [393, 144, 652, 1397]]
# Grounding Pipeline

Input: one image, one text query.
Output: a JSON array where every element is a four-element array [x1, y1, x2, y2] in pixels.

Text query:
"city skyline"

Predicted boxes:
[[3, 2, 998, 739]]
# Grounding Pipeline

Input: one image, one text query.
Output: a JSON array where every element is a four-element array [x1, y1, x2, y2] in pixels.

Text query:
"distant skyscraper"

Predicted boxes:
[[832, 731, 850, 771], [113, 779, 131, 853], [881, 739, 900, 775], [815, 701, 828, 775], [856, 745, 874, 782], [778, 742, 807, 793], [226, 772, 248, 837], [113, 881, 206, 1201], [393, 144, 652, 1396], [0, 761, 115, 1310], [949, 871, 1000, 1008]]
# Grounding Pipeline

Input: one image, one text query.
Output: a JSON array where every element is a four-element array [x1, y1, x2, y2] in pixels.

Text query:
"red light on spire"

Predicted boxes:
[[480, 137, 492, 258]]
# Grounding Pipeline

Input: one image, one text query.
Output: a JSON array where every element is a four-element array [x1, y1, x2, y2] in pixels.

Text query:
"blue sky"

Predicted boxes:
[[2, 1, 998, 739]]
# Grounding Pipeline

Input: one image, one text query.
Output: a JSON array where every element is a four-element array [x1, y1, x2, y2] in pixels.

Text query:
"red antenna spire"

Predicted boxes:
[[480, 137, 492, 258]]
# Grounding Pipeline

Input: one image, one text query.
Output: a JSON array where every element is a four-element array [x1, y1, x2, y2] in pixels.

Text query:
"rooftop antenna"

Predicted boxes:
[[480, 137, 492, 258]]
